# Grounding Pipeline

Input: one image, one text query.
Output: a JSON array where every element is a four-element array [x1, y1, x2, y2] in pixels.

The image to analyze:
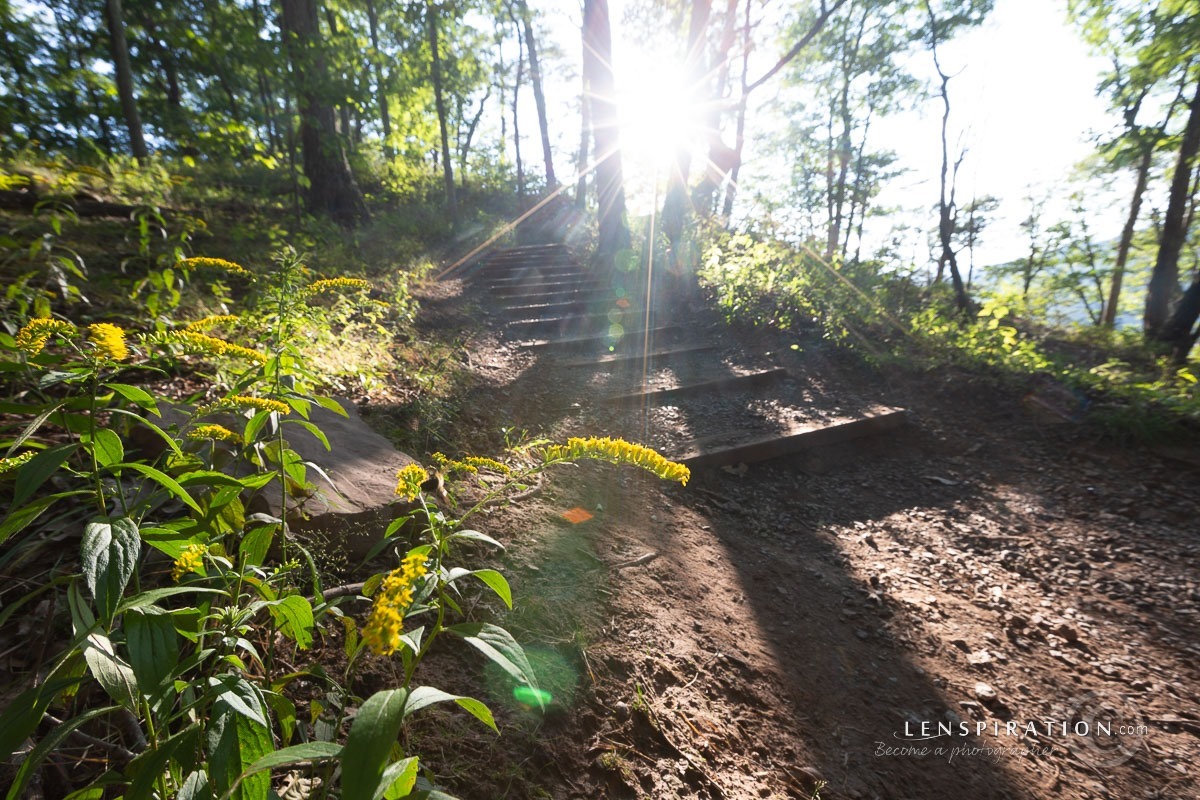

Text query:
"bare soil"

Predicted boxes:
[[382, 271, 1200, 800]]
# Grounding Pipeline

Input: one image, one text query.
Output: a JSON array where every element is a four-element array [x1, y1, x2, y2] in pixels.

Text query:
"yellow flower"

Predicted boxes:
[[172, 544, 207, 582], [177, 257, 251, 277], [0, 451, 36, 477], [304, 277, 371, 297], [394, 463, 429, 500], [541, 437, 690, 485], [184, 314, 240, 332], [155, 330, 267, 363], [187, 424, 243, 444], [463, 456, 511, 475], [362, 552, 429, 656], [14, 318, 78, 356], [197, 395, 291, 417], [86, 323, 129, 362]]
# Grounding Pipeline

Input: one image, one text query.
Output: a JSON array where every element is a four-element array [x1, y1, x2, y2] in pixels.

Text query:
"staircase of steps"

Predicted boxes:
[[472, 243, 906, 468]]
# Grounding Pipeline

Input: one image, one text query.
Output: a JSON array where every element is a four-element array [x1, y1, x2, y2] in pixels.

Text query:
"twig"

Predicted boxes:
[[43, 713, 138, 764], [612, 552, 658, 570]]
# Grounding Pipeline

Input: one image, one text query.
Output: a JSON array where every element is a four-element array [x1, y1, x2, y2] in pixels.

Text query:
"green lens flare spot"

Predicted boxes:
[[513, 686, 553, 707]]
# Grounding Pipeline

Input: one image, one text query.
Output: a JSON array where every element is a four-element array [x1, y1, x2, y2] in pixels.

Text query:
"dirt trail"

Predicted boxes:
[[400, 247, 1200, 800]]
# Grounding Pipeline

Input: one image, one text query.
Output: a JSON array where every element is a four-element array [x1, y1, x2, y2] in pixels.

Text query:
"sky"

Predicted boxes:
[[532, 0, 1117, 270]]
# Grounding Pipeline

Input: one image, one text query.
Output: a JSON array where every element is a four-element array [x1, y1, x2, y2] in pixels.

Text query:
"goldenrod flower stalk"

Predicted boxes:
[[154, 330, 267, 363], [362, 552, 429, 656], [431, 453, 511, 477], [304, 277, 371, 297], [15, 318, 78, 356], [172, 544, 207, 582], [177, 257, 251, 277], [395, 463, 429, 501], [86, 323, 129, 362], [187, 424, 243, 444], [184, 314, 240, 332], [541, 437, 690, 485], [197, 395, 291, 417], [0, 451, 36, 477]]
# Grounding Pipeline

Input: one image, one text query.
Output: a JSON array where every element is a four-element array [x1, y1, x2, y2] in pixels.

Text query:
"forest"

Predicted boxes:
[[1, 0, 1199, 798]]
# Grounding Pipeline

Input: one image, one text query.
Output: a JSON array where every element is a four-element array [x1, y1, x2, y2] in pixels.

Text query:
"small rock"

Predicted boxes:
[[974, 682, 998, 702], [855, 628, 871, 640], [968, 650, 994, 666]]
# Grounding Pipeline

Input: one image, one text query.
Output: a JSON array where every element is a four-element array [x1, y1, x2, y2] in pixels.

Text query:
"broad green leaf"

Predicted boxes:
[[0, 493, 68, 546], [403, 687, 497, 733], [89, 429, 124, 468], [283, 418, 329, 450], [104, 382, 160, 416], [12, 443, 76, 509], [239, 525, 275, 569], [108, 408, 181, 456], [241, 741, 342, 778], [125, 607, 180, 698], [178, 770, 212, 800], [341, 689, 408, 800], [445, 623, 539, 690], [117, 586, 227, 613], [380, 757, 419, 800], [125, 725, 200, 799], [83, 633, 138, 709], [80, 518, 140, 622], [111, 462, 202, 514], [314, 396, 348, 417], [471, 570, 512, 609], [207, 677, 273, 800], [266, 596, 314, 650]]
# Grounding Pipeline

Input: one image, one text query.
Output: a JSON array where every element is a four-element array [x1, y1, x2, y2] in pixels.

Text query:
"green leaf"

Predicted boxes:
[[283, 418, 330, 450], [266, 596, 314, 650], [446, 530, 505, 549], [0, 493, 64, 546], [117, 586, 227, 614], [89, 429, 124, 468], [125, 726, 200, 799], [445, 623, 539, 690], [5, 705, 119, 800], [11, 443, 76, 509], [80, 518, 140, 623], [111, 462, 202, 514], [208, 677, 273, 800], [104, 382, 161, 416], [0, 677, 83, 761], [124, 607, 180, 698], [241, 741, 342, 778], [178, 770, 212, 800], [403, 687, 497, 733], [470, 570, 512, 609], [341, 689, 408, 800], [238, 525, 275, 569], [108, 408, 181, 456], [379, 757, 419, 800], [83, 633, 138, 709], [314, 396, 348, 417], [6, 400, 66, 454]]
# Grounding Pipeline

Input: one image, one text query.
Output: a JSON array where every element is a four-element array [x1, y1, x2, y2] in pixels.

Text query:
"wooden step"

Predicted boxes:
[[603, 368, 789, 405], [556, 344, 718, 367], [674, 408, 908, 468], [519, 325, 688, 351], [490, 279, 606, 296]]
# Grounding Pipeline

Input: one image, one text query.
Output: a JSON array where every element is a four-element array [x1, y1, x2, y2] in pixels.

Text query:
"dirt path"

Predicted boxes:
[[399, 249, 1200, 800]]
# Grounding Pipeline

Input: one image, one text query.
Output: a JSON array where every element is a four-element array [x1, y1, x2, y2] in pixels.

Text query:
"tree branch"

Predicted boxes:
[[745, 0, 849, 95]]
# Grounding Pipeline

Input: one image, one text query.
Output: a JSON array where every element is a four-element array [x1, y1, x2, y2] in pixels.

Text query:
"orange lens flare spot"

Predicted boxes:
[[561, 507, 594, 524], [615, 297, 630, 309]]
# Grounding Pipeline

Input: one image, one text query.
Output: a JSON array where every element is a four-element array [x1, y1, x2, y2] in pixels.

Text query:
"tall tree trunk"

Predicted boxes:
[[517, 0, 556, 188], [512, 30, 525, 199], [280, 0, 368, 224], [1146, 76, 1200, 339], [1104, 144, 1153, 327], [103, 0, 148, 159], [365, 0, 393, 158], [583, 0, 631, 270], [427, 1, 457, 217], [721, 0, 753, 222], [661, 0, 711, 271], [575, 26, 590, 210], [927, 1, 969, 312], [250, 0, 280, 151]]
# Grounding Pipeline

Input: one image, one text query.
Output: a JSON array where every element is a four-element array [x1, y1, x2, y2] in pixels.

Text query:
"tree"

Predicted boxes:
[[582, 0, 631, 270], [103, 0, 148, 160], [280, 0, 368, 224], [427, 1, 457, 217], [515, 0, 556, 188], [365, 0, 394, 158]]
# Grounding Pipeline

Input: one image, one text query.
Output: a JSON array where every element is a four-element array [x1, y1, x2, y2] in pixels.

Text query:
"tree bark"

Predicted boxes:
[[518, 0, 556, 188], [280, 0, 368, 225], [1104, 143, 1152, 326], [1146, 75, 1200, 338], [103, 0, 148, 159], [512, 27, 525, 199], [583, 0, 630, 270], [427, 1, 457, 218], [365, 0, 393, 158], [927, 1, 969, 312]]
